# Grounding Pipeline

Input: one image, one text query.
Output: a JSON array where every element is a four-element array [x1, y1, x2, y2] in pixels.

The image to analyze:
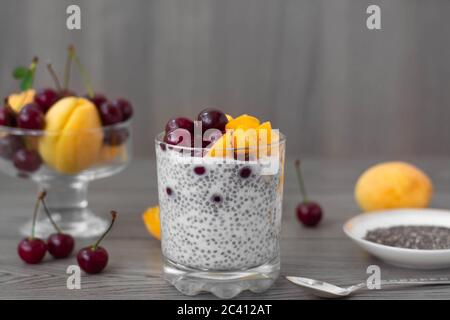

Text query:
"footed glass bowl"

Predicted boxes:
[[0, 120, 131, 238]]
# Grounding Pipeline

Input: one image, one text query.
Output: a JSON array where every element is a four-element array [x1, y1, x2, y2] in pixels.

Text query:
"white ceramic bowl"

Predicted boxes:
[[343, 209, 450, 269]]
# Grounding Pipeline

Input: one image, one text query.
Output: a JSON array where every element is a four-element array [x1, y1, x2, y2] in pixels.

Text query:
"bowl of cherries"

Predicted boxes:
[[0, 46, 133, 238]]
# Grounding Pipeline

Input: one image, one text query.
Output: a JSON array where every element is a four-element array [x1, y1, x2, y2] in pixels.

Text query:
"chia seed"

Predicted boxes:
[[365, 225, 450, 250]]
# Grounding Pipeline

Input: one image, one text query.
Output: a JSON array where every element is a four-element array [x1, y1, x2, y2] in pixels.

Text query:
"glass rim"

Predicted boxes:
[[0, 119, 132, 136], [155, 130, 286, 152]]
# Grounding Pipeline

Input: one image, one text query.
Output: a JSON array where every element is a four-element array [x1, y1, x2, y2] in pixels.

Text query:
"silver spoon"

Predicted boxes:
[[286, 276, 450, 298]]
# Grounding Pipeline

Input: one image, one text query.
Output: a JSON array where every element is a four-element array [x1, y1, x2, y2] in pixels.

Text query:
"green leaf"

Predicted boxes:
[[12, 67, 28, 79], [20, 71, 33, 90]]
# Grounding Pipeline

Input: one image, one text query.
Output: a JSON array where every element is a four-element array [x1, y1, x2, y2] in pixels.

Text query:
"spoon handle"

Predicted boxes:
[[381, 277, 450, 287]]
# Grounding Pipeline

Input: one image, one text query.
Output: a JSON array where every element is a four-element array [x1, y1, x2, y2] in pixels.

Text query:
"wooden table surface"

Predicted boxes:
[[1, 157, 450, 300]]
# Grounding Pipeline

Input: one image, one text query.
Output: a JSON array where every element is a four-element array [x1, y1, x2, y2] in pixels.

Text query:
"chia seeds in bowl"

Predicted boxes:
[[365, 225, 450, 250]]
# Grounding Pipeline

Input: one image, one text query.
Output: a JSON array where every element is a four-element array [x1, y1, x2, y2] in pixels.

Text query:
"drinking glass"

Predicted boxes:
[[155, 131, 285, 298]]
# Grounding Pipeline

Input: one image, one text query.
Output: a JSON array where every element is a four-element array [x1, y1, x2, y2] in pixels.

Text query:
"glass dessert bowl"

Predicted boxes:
[[0, 119, 132, 238], [155, 110, 286, 298], [1, 48, 134, 238]]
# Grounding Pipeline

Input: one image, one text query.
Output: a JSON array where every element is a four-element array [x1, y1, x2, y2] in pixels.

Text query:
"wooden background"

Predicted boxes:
[[1, 0, 450, 158]]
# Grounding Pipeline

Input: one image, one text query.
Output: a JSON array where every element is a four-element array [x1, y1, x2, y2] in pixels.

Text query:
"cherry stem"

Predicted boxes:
[[18, 57, 39, 108], [46, 62, 63, 92], [294, 159, 309, 202], [70, 45, 94, 98], [30, 189, 42, 239], [39, 191, 63, 234], [92, 211, 117, 251], [64, 45, 74, 91]]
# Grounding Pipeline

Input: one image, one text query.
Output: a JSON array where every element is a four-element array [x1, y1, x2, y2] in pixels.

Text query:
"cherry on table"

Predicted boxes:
[[296, 201, 322, 227], [294, 159, 323, 227], [39, 191, 75, 258], [77, 211, 117, 274], [18, 238, 47, 264], [17, 191, 47, 264]]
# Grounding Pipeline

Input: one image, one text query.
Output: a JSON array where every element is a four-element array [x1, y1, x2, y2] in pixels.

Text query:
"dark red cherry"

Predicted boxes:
[[86, 93, 107, 108], [99, 101, 123, 126], [34, 88, 59, 113], [18, 238, 47, 264], [112, 98, 133, 121], [17, 103, 45, 130], [39, 191, 75, 259], [166, 187, 173, 196], [0, 135, 24, 160], [164, 129, 192, 146], [77, 211, 117, 274], [77, 246, 108, 274], [18, 190, 48, 264], [197, 108, 228, 132], [296, 202, 323, 227], [47, 233, 75, 258], [13, 149, 42, 172], [165, 117, 194, 134], [294, 160, 323, 227], [0, 106, 16, 127]]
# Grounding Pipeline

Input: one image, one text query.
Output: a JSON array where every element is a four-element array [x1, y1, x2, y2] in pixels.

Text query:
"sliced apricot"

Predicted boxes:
[[206, 130, 234, 157], [142, 206, 161, 240], [233, 127, 258, 160], [225, 114, 233, 121], [225, 114, 260, 130], [258, 121, 272, 145], [7, 89, 36, 113]]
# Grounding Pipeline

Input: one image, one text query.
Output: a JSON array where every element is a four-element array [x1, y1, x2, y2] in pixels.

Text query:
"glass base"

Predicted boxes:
[[163, 255, 280, 299], [19, 208, 109, 238]]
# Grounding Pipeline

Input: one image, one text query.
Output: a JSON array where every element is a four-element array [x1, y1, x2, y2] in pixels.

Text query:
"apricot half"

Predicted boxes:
[[39, 97, 103, 174]]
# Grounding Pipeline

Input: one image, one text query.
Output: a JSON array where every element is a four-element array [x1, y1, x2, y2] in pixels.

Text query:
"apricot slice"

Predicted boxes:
[[258, 121, 272, 145], [225, 114, 260, 130], [7, 89, 36, 113], [142, 206, 161, 240], [206, 130, 234, 157]]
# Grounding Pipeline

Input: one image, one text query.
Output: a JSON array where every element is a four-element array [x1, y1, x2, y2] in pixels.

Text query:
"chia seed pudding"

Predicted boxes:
[[365, 225, 450, 250], [155, 145, 284, 270]]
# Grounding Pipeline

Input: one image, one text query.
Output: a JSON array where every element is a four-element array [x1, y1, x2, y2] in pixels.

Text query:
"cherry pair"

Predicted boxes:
[[17, 191, 117, 274], [17, 191, 73, 264]]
